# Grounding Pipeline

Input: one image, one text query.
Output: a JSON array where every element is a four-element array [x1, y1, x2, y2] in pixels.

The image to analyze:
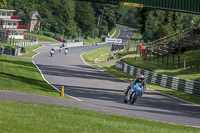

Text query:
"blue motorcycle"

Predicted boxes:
[[124, 83, 144, 104]]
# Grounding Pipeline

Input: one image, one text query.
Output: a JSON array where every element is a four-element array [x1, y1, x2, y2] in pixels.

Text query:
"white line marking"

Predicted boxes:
[[32, 53, 82, 102], [31, 52, 40, 59], [33, 44, 45, 51], [116, 28, 121, 38], [110, 30, 116, 38], [80, 47, 106, 67], [31, 44, 44, 59]]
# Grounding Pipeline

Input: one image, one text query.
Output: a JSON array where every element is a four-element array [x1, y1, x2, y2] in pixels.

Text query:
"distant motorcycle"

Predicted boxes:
[[124, 83, 144, 104], [50, 49, 55, 57], [64, 48, 68, 55]]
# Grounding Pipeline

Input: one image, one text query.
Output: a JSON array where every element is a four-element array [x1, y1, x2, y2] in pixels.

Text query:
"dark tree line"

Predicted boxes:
[[5, 0, 200, 42], [6, 0, 121, 39], [118, 6, 200, 42]]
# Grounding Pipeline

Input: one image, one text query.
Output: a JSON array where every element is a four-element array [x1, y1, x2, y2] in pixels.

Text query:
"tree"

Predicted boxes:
[[0, 0, 7, 8], [92, 3, 118, 37], [7, 0, 38, 25], [75, 1, 96, 38], [118, 6, 139, 27], [7, 0, 119, 38]]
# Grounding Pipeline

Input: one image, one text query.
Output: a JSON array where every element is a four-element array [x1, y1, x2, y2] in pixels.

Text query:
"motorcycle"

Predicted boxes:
[[124, 83, 144, 104], [50, 49, 55, 57], [64, 48, 68, 55]]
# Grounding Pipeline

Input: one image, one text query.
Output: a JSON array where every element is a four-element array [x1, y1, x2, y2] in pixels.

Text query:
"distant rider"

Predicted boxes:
[[64, 47, 68, 55], [50, 48, 55, 57]]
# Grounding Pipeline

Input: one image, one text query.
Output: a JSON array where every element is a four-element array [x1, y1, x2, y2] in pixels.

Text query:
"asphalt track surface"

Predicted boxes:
[[1, 26, 200, 127]]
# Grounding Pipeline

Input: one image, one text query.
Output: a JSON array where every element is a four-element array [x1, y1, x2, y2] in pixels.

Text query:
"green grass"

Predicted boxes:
[[83, 27, 120, 46], [109, 28, 116, 36], [116, 49, 200, 82], [114, 28, 120, 38], [81, 47, 200, 104], [0, 101, 199, 133], [26, 33, 60, 42], [83, 37, 103, 46], [110, 27, 120, 38], [115, 24, 200, 81], [0, 55, 71, 99], [20, 44, 43, 58], [8, 38, 30, 43], [0, 43, 19, 49], [82, 46, 111, 64]]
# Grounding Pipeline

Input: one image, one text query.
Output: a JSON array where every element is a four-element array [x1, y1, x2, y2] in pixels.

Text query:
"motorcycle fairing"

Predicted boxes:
[[133, 83, 144, 94]]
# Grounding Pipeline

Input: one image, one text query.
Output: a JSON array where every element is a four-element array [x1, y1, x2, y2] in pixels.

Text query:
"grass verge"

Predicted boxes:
[[0, 55, 71, 99], [116, 49, 200, 82], [111, 27, 120, 38], [82, 47, 200, 104], [26, 33, 60, 42], [82, 46, 111, 64], [0, 100, 199, 133], [83, 37, 103, 46], [20, 44, 43, 58], [7, 38, 30, 43], [0, 43, 19, 49]]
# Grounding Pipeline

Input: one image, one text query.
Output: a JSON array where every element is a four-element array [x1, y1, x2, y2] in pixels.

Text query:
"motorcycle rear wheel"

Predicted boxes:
[[123, 95, 128, 103]]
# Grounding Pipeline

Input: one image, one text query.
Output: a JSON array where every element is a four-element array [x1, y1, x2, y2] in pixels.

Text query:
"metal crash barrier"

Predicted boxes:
[[116, 62, 200, 96]]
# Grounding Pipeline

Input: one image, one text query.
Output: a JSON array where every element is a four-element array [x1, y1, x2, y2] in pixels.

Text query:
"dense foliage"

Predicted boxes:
[[118, 7, 200, 42], [6, 0, 120, 39], [0, 0, 7, 8], [5, 0, 200, 42]]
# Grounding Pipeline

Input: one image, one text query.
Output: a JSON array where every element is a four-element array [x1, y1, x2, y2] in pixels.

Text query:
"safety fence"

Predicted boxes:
[[13, 41, 39, 47], [116, 62, 200, 96], [1, 46, 21, 56]]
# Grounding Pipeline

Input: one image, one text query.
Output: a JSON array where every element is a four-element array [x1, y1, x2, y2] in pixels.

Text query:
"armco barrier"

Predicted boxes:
[[116, 62, 200, 96], [1, 46, 21, 56], [13, 41, 39, 47]]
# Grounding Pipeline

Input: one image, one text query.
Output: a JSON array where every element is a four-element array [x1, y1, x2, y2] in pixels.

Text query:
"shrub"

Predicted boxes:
[[44, 31, 55, 38], [37, 31, 44, 35]]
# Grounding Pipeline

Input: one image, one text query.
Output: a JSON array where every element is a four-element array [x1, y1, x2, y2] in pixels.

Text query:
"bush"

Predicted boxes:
[[44, 31, 55, 38], [37, 31, 44, 35], [32, 30, 38, 34]]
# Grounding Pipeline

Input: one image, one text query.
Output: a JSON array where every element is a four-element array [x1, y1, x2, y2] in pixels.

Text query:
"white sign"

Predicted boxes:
[[105, 38, 122, 43]]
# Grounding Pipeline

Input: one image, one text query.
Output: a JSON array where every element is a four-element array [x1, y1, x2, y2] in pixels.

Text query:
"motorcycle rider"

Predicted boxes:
[[64, 47, 68, 55], [125, 74, 146, 95], [50, 48, 55, 57]]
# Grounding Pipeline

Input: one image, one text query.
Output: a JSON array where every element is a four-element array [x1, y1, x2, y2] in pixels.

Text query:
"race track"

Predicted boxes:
[[31, 26, 200, 127]]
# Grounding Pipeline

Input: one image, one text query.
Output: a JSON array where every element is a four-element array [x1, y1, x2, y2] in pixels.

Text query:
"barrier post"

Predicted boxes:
[[184, 57, 186, 69], [197, 57, 199, 71], [60, 86, 64, 97]]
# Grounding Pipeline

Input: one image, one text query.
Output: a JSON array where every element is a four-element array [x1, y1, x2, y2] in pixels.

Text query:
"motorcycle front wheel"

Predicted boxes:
[[130, 93, 137, 104]]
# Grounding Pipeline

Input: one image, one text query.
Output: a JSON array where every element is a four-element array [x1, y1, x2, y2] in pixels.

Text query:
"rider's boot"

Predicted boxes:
[[125, 86, 131, 94]]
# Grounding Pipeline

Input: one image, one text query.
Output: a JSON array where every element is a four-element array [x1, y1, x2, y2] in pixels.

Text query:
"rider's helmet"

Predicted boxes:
[[138, 74, 145, 82]]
